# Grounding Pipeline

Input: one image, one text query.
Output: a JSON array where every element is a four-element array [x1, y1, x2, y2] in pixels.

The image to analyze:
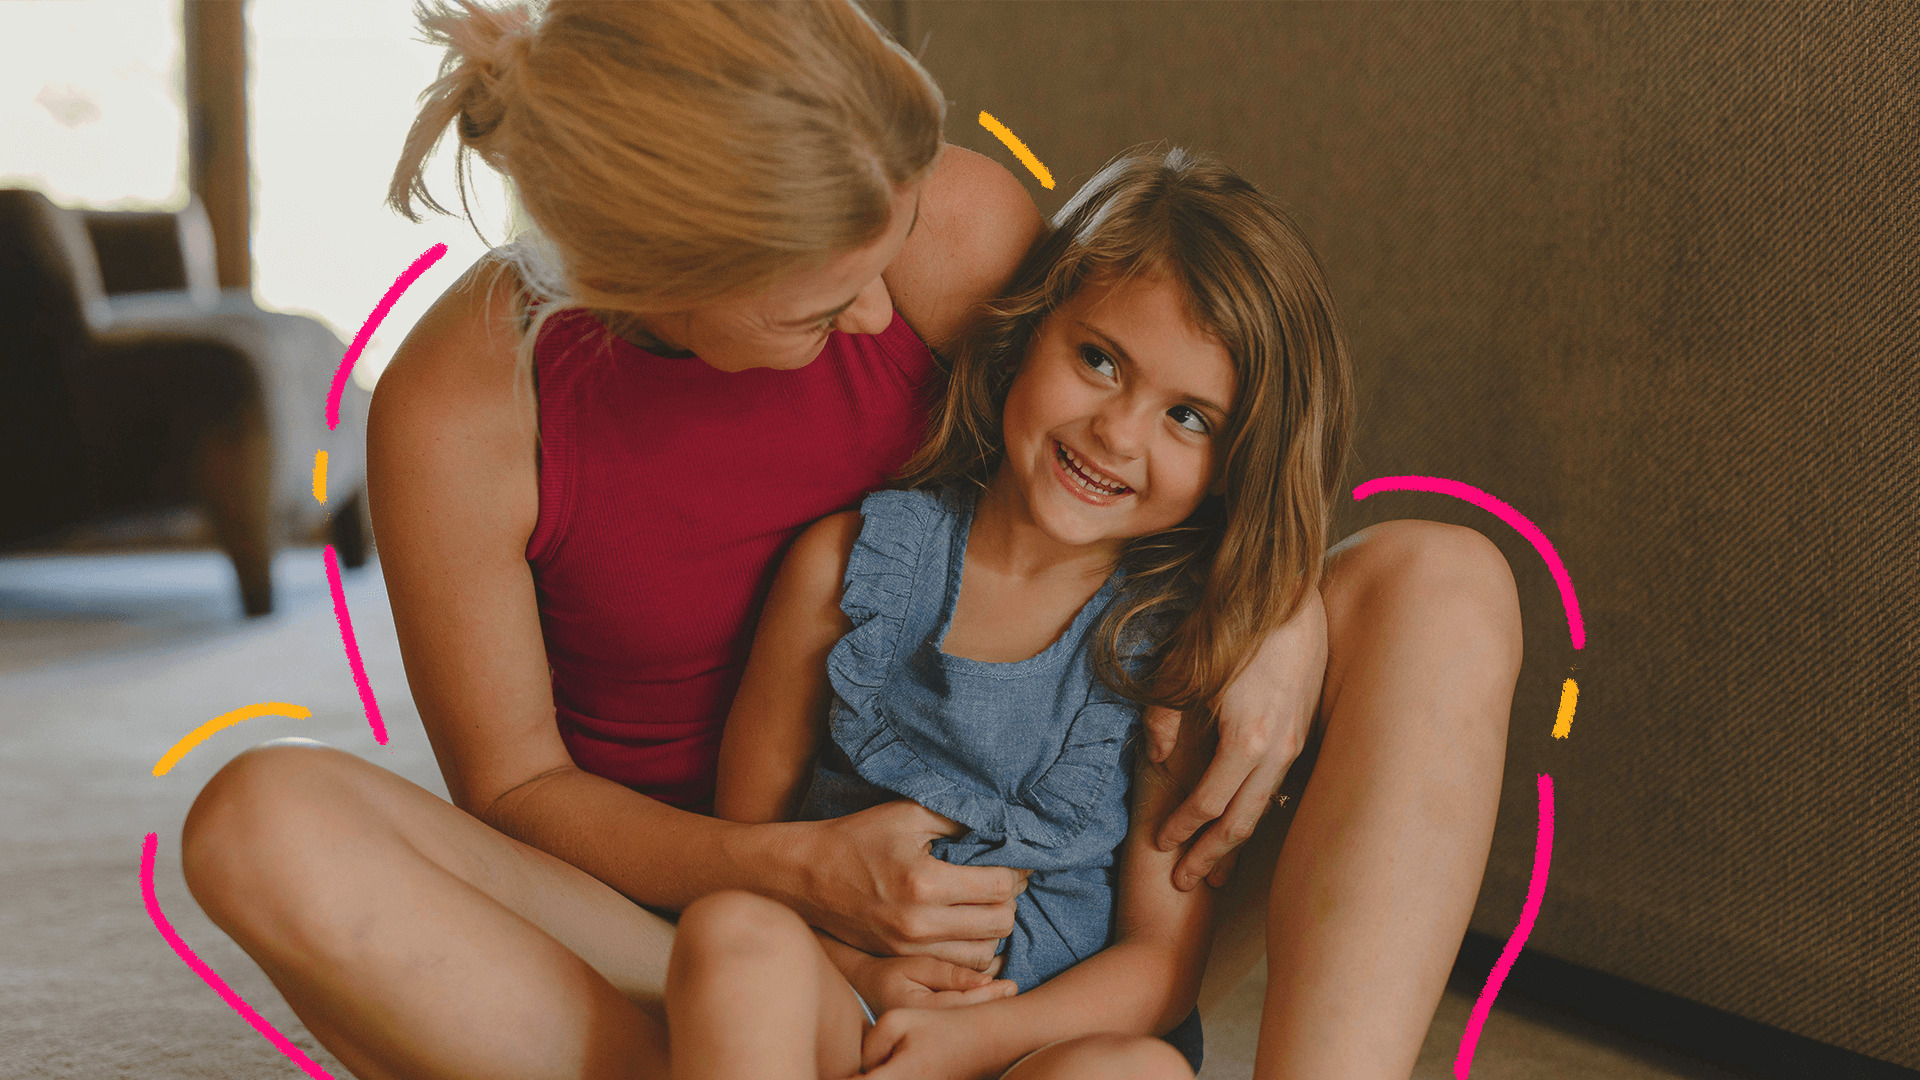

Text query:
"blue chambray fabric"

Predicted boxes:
[[798, 486, 1145, 990]]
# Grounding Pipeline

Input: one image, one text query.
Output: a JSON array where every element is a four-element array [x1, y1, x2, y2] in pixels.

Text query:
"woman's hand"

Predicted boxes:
[[1147, 587, 1329, 890], [861, 1007, 1005, 1080], [793, 800, 1028, 970]]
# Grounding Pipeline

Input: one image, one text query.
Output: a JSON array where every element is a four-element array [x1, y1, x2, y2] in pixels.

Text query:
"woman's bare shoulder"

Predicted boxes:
[[367, 255, 539, 541], [886, 144, 1046, 350]]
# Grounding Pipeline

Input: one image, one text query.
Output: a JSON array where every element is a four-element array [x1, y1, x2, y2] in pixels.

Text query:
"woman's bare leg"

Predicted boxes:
[[1197, 520, 1520, 1078], [182, 740, 678, 1080], [667, 891, 867, 1080]]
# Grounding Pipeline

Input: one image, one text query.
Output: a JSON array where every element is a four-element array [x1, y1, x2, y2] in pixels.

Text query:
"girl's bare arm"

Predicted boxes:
[[713, 512, 860, 824]]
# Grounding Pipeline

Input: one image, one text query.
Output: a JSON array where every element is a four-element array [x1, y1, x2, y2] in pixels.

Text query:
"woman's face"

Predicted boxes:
[[995, 271, 1237, 555], [642, 183, 922, 372]]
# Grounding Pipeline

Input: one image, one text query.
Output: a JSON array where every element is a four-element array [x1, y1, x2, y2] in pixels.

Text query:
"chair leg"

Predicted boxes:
[[329, 489, 371, 569], [196, 412, 275, 617]]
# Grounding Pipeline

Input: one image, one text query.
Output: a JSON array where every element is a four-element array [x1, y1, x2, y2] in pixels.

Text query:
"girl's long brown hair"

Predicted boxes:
[[900, 147, 1355, 714]]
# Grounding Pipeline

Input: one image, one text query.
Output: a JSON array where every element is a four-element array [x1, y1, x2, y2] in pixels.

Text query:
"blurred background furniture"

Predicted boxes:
[[875, 1, 1916, 1074], [0, 186, 369, 616]]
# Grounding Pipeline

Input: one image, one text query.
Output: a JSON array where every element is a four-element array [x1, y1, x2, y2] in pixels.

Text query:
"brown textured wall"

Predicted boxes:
[[903, 1, 1917, 1065]]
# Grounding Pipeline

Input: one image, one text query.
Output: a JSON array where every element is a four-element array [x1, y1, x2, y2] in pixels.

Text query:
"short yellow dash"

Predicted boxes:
[[1552, 677, 1579, 739], [154, 702, 313, 777], [312, 449, 329, 504], [978, 110, 1054, 190]]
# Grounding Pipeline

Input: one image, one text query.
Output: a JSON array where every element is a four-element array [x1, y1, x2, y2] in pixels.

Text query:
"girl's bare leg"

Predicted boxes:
[[182, 741, 679, 1080], [667, 891, 867, 1080], [1199, 520, 1522, 1079], [1000, 1034, 1193, 1080]]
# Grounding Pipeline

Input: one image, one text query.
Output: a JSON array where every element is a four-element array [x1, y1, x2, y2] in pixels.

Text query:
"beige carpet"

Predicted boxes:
[[0, 549, 1739, 1079]]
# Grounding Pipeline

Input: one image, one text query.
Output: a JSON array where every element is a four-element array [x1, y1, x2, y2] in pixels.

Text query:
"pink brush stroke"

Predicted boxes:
[[324, 544, 387, 744], [326, 243, 447, 431], [140, 833, 340, 1080], [1352, 475, 1585, 650], [1454, 773, 1555, 1078]]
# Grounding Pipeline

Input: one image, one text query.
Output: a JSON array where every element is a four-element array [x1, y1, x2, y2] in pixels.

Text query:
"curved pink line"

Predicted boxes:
[[326, 243, 448, 431], [1352, 475, 1585, 650], [324, 544, 387, 744], [1454, 773, 1555, 1079], [140, 833, 340, 1080]]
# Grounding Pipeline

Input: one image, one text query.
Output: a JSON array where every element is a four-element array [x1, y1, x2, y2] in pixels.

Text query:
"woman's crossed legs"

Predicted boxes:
[[183, 741, 677, 1079], [183, 517, 1518, 1079]]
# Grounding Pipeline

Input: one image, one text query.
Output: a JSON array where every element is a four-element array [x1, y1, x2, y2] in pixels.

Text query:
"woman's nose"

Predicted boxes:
[[834, 276, 896, 336]]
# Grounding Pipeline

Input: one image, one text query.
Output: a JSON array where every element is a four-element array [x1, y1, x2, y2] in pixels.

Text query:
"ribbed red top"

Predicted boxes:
[[527, 308, 939, 812]]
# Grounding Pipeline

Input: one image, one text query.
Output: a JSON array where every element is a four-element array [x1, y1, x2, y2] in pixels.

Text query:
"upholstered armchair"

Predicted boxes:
[[0, 187, 370, 615]]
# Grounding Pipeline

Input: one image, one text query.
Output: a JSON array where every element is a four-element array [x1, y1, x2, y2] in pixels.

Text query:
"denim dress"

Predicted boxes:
[[797, 487, 1203, 1070]]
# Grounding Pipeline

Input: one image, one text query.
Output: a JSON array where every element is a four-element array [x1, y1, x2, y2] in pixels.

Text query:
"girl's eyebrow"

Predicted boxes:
[[1075, 320, 1230, 420]]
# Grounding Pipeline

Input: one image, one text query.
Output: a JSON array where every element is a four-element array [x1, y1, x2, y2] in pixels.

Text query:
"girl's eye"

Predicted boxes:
[[1079, 344, 1118, 378], [1169, 404, 1211, 435]]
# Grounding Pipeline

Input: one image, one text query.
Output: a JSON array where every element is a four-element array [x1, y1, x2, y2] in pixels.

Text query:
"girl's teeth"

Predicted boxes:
[[1059, 443, 1127, 495]]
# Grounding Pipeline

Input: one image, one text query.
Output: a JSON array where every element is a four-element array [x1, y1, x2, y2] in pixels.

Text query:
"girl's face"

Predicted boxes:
[[638, 183, 921, 372], [996, 271, 1236, 554]]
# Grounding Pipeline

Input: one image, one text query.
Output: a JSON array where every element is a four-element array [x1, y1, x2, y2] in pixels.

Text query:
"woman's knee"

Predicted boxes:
[[181, 740, 383, 923], [1005, 1033, 1192, 1080], [1325, 519, 1522, 660]]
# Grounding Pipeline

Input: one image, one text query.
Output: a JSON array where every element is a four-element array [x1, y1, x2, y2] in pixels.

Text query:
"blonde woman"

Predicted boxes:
[[181, 3, 1521, 1079]]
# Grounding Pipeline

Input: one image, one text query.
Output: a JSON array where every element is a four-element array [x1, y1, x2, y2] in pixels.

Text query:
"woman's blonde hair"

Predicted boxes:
[[390, 0, 945, 316], [900, 147, 1355, 714]]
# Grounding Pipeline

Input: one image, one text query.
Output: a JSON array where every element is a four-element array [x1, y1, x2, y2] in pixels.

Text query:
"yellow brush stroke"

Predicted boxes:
[[978, 111, 1054, 190], [153, 702, 312, 776], [312, 449, 329, 504], [1552, 677, 1578, 739]]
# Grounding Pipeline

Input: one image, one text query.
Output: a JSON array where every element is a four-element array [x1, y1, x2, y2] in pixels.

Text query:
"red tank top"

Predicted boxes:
[[527, 308, 939, 811]]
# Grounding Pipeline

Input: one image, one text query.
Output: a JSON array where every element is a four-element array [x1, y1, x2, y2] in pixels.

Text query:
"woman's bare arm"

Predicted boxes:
[[368, 144, 1041, 958], [369, 260, 798, 908]]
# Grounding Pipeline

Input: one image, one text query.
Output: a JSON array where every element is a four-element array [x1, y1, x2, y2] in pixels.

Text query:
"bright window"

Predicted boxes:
[[0, 0, 187, 210], [250, 0, 512, 389]]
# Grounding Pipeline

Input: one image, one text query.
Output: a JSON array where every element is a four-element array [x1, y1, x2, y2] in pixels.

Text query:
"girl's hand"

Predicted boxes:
[[861, 1006, 1005, 1080], [797, 800, 1029, 970], [851, 955, 1018, 1014], [1148, 587, 1329, 889]]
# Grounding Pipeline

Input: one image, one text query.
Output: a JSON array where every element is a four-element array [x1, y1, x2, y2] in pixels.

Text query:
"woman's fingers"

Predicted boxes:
[[1172, 755, 1290, 889], [897, 937, 1002, 972], [1154, 743, 1259, 852], [1142, 706, 1183, 763], [932, 860, 1029, 905]]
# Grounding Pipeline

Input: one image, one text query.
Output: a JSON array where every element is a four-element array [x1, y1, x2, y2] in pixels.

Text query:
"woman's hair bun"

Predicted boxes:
[[389, 0, 536, 220]]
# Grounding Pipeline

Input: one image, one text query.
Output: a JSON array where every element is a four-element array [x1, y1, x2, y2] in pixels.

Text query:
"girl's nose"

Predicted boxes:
[[834, 276, 896, 337], [1090, 397, 1152, 461]]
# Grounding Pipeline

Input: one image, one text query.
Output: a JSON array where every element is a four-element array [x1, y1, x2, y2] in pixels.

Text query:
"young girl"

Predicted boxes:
[[680, 147, 1353, 1080]]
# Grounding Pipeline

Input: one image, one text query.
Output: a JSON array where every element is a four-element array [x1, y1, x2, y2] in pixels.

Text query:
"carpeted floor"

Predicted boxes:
[[0, 549, 1745, 1079]]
